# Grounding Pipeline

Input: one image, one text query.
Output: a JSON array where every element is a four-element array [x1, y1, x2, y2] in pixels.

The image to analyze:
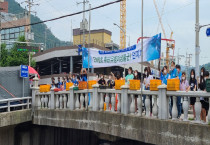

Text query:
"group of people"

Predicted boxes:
[[50, 62, 209, 122], [160, 61, 209, 122], [50, 68, 87, 90], [95, 67, 143, 89]]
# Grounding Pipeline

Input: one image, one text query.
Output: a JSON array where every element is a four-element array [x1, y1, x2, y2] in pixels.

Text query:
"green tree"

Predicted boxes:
[[0, 43, 8, 67], [4, 36, 36, 68], [7, 36, 29, 66]]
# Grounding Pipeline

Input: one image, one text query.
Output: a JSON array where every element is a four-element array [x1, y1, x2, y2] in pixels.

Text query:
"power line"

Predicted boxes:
[[6, 0, 123, 30]]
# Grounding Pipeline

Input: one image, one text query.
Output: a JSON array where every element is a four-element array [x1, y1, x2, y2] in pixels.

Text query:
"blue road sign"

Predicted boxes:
[[206, 27, 210, 37], [20, 65, 29, 78]]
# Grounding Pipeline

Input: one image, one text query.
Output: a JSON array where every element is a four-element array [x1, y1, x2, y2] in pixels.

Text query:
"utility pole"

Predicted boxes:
[[88, 4, 91, 73], [195, 0, 200, 78], [77, 0, 89, 48], [28, 0, 31, 66], [22, 0, 39, 66], [140, 0, 144, 112]]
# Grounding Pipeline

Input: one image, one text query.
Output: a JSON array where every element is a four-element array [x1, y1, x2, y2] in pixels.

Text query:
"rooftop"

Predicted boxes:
[[73, 28, 112, 36]]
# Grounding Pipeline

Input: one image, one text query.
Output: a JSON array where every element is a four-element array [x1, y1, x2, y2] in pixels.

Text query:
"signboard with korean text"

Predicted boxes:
[[20, 65, 29, 78], [82, 33, 161, 68]]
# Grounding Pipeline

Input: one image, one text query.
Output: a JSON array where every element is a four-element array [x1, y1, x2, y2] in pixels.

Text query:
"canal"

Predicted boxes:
[[14, 122, 153, 145]]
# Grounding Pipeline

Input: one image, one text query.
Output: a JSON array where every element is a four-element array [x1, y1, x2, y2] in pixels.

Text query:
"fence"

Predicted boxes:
[[31, 78, 210, 124], [0, 97, 32, 112]]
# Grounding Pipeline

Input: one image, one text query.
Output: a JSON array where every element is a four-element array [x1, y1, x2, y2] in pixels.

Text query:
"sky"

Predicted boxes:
[[16, 0, 210, 67]]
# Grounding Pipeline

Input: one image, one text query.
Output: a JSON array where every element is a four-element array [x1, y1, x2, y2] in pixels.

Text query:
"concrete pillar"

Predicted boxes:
[[69, 86, 75, 110], [70, 56, 73, 73], [31, 75, 40, 114], [92, 84, 99, 111], [158, 85, 168, 120], [50, 89, 55, 109], [121, 85, 129, 115], [59, 60, 62, 73]]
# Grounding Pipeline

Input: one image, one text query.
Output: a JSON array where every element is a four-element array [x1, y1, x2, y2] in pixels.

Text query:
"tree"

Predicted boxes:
[[7, 36, 29, 66], [0, 43, 8, 67], [1, 36, 36, 68]]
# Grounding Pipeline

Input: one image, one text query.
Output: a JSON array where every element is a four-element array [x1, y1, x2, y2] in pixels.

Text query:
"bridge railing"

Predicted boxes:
[[0, 97, 32, 112], [31, 79, 210, 124], [166, 91, 210, 122]]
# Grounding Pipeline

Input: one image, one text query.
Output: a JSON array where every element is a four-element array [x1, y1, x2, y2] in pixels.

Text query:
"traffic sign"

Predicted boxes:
[[206, 27, 210, 37], [20, 65, 29, 78], [17, 46, 39, 52]]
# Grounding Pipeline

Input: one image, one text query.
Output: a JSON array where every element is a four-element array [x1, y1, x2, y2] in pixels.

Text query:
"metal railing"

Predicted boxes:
[[0, 97, 32, 113]]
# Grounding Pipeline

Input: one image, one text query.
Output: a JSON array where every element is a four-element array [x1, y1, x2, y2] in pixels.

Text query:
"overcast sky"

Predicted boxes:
[[16, 0, 210, 66]]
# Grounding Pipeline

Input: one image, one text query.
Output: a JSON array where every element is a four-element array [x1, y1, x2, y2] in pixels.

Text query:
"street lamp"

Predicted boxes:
[[113, 23, 130, 47], [113, 23, 127, 78]]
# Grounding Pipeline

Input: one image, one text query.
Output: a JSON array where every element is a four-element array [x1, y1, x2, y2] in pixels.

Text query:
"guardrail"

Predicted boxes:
[[0, 97, 32, 112], [31, 83, 210, 124]]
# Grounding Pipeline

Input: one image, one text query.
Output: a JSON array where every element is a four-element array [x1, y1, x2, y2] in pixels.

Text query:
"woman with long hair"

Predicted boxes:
[[198, 67, 207, 122], [144, 67, 153, 116], [187, 69, 197, 119]]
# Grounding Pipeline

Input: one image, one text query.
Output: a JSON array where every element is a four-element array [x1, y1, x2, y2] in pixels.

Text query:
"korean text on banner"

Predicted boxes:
[[82, 33, 161, 68]]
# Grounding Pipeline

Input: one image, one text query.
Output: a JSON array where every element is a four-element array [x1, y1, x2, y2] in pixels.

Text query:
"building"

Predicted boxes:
[[0, 0, 8, 13], [0, 0, 29, 49], [73, 28, 119, 50]]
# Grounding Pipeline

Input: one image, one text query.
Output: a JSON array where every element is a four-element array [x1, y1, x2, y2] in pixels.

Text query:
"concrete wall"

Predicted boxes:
[[0, 110, 31, 145], [33, 110, 210, 145], [14, 123, 149, 145], [0, 125, 15, 145], [0, 109, 32, 127]]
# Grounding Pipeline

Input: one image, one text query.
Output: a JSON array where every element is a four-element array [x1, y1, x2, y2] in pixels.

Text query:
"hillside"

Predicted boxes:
[[6, 0, 72, 50]]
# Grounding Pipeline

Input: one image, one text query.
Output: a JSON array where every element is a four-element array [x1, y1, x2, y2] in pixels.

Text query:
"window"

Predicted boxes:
[[15, 33, 19, 38], [5, 29, 9, 34], [10, 28, 15, 33], [5, 34, 9, 39], [14, 28, 19, 33], [10, 33, 15, 39], [20, 31, 24, 36], [1, 30, 4, 34], [20, 27, 24, 31], [2, 34, 5, 39]]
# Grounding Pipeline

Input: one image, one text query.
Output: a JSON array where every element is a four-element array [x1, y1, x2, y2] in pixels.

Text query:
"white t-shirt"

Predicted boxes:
[[145, 75, 153, 86]]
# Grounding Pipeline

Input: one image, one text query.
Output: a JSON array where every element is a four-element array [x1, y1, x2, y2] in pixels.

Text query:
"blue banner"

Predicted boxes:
[[82, 33, 161, 68]]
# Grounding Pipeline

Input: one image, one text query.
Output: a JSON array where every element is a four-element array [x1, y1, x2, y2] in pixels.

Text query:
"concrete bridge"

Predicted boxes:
[[0, 76, 210, 145]]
